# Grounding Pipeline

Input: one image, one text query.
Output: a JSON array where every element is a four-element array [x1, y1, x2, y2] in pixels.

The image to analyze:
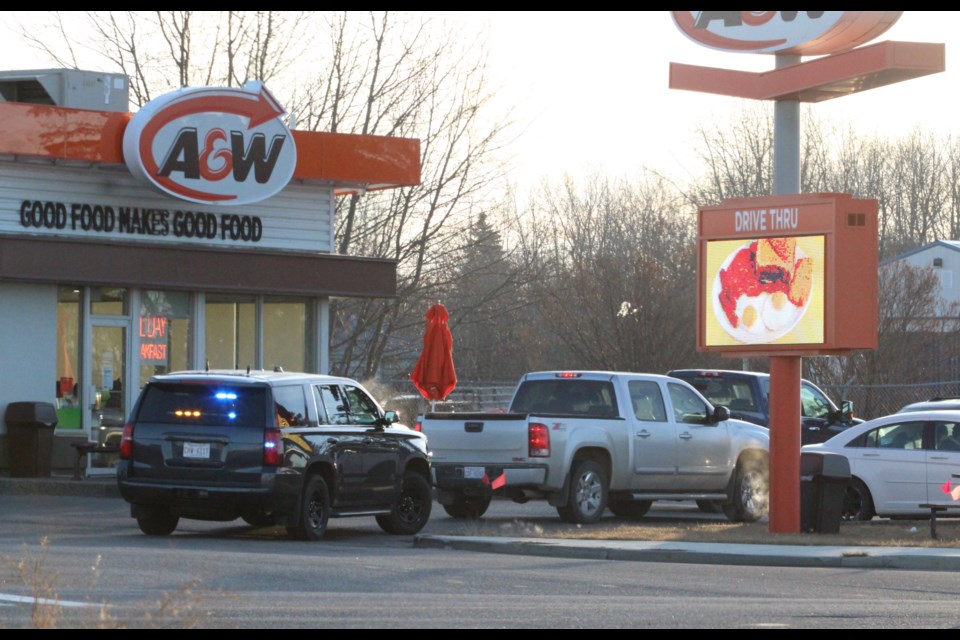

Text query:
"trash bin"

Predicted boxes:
[[5, 401, 58, 478], [800, 451, 851, 534]]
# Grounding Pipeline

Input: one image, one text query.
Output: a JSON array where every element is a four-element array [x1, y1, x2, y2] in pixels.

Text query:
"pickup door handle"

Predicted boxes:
[[679, 432, 693, 440], [465, 422, 484, 433], [636, 430, 651, 439]]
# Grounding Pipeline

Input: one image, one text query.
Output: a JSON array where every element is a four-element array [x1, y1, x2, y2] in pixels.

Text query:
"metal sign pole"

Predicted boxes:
[[769, 53, 803, 533]]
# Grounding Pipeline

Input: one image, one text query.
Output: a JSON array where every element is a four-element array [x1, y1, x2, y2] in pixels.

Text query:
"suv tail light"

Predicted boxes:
[[119, 422, 134, 460], [263, 429, 282, 466], [528, 422, 550, 457]]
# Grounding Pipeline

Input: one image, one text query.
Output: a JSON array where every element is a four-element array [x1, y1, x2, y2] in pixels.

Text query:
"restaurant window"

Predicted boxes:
[[263, 297, 312, 372], [90, 287, 129, 316], [55, 286, 82, 430], [205, 295, 256, 369], [139, 290, 193, 389]]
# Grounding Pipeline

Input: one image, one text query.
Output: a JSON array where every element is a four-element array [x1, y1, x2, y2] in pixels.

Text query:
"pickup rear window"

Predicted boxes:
[[135, 383, 268, 426], [510, 380, 618, 418]]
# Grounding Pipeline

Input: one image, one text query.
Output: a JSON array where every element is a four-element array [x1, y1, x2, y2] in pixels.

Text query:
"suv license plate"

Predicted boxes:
[[183, 442, 210, 459], [463, 466, 485, 480]]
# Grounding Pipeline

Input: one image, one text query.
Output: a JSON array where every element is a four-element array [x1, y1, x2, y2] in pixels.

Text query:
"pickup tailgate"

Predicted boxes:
[[420, 412, 530, 464]]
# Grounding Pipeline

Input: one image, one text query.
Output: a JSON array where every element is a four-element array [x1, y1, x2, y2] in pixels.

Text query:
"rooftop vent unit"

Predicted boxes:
[[0, 69, 128, 112]]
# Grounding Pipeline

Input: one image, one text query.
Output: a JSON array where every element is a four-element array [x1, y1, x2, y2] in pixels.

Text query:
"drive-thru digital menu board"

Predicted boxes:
[[697, 194, 877, 356]]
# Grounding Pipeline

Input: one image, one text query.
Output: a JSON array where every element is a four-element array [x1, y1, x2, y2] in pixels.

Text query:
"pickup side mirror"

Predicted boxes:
[[712, 405, 730, 424], [840, 400, 854, 422]]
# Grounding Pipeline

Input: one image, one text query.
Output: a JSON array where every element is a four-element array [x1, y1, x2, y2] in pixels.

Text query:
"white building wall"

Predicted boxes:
[[897, 244, 960, 308], [0, 161, 335, 253], [0, 282, 57, 434]]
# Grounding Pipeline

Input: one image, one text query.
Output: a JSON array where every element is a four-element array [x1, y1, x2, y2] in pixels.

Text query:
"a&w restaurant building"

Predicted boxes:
[[0, 69, 419, 477]]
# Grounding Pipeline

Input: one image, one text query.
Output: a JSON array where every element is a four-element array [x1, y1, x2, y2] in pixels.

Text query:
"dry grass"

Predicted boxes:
[[447, 517, 960, 548], [1, 537, 215, 629]]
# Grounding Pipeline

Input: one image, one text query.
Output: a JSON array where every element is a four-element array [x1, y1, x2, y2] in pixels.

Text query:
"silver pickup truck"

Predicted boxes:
[[416, 370, 771, 524]]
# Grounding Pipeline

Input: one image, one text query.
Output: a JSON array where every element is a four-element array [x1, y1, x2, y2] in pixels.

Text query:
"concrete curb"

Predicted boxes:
[[414, 533, 960, 572]]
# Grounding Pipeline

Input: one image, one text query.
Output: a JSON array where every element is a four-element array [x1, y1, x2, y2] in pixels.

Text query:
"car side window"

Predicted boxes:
[[868, 421, 925, 450], [667, 383, 710, 424], [628, 380, 667, 422], [316, 385, 349, 425], [934, 422, 960, 452], [800, 384, 832, 419], [311, 385, 330, 424], [343, 385, 381, 425], [273, 385, 308, 427]]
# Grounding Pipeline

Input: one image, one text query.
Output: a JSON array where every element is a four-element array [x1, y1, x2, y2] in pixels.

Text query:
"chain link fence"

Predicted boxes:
[[820, 381, 960, 421]]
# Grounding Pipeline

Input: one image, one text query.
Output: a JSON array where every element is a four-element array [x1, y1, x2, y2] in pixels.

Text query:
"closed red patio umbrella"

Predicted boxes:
[[410, 303, 457, 409]]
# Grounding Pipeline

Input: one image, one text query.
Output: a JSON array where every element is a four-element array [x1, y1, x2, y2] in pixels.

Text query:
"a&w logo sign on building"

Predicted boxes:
[[123, 81, 297, 206]]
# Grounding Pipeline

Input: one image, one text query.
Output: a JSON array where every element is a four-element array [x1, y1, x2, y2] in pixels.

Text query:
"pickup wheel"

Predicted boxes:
[[377, 471, 433, 535], [287, 475, 330, 541], [608, 499, 652, 519], [721, 458, 769, 523], [442, 493, 492, 519], [557, 460, 608, 524]]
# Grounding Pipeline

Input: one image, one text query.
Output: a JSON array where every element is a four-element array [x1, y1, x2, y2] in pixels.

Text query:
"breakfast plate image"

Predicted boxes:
[[710, 239, 814, 345]]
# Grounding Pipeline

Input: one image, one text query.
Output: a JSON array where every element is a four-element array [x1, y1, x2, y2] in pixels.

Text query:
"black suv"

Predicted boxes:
[[117, 370, 432, 540]]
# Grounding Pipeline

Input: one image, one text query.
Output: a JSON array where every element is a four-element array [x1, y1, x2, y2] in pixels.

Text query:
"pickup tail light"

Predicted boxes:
[[413, 421, 422, 433], [119, 422, 134, 460], [528, 422, 550, 457], [263, 429, 282, 466]]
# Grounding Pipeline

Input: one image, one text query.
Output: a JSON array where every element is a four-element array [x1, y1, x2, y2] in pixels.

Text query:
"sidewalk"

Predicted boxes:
[[5, 474, 960, 572]]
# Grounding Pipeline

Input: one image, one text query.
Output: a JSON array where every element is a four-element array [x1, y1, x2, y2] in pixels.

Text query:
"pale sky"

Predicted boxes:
[[2, 11, 958, 194], [469, 11, 960, 191]]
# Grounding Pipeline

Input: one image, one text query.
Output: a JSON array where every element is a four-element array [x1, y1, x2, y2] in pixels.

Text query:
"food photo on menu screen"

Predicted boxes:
[[705, 235, 825, 347]]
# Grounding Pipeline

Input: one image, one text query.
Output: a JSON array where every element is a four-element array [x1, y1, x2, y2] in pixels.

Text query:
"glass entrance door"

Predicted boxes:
[[86, 323, 127, 475]]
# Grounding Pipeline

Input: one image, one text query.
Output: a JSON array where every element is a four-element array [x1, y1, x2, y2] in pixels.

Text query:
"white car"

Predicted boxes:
[[802, 410, 960, 520]]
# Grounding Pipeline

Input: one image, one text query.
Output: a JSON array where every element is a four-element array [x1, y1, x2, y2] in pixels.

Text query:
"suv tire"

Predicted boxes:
[[288, 475, 330, 541], [377, 471, 433, 535], [137, 509, 179, 536]]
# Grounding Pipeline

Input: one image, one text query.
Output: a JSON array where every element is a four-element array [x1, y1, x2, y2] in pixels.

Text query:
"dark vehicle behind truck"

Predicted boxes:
[[667, 369, 860, 445]]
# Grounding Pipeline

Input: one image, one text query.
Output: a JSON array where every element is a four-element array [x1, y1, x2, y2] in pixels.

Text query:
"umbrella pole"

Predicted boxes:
[[431, 399, 436, 412]]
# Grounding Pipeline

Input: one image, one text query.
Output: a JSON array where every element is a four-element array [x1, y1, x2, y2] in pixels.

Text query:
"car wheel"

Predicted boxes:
[[696, 500, 723, 514], [136, 509, 179, 536], [242, 509, 277, 527], [608, 499, 652, 519], [842, 478, 875, 521], [721, 458, 769, 523], [557, 459, 608, 524], [287, 475, 330, 541], [377, 471, 433, 535], [442, 493, 491, 519]]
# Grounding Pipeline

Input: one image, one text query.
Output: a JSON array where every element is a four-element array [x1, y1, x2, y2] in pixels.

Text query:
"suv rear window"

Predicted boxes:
[[136, 383, 268, 426]]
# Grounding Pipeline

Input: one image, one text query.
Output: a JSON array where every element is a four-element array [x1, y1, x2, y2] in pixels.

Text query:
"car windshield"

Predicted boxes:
[[136, 382, 268, 426]]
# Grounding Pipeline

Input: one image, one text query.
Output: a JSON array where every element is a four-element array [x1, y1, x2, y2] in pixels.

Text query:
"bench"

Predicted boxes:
[[918, 502, 960, 539], [70, 441, 121, 480]]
